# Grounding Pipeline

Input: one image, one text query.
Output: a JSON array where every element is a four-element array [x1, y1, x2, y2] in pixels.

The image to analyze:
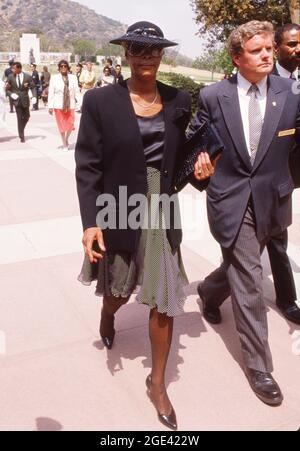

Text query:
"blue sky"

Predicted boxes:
[[73, 0, 204, 59]]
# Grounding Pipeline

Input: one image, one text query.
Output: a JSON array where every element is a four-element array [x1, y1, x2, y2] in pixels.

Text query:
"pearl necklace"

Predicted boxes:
[[128, 86, 158, 109]]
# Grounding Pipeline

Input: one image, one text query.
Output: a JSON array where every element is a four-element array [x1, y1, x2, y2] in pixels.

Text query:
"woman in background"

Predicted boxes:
[[97, 66, 115, 87], [48, 60, 81, 151]]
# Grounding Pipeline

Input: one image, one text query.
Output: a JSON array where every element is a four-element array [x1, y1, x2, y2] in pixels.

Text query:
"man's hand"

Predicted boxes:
[[49, 108, 53, 115], [194, 152, 220, 181], [11, 93, 19, 100], [82, 227, 106, 263]]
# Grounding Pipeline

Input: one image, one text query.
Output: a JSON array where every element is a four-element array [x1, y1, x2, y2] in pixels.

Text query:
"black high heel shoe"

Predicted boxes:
[[146, 375, 177, 431], [99, 308, 115, 349]]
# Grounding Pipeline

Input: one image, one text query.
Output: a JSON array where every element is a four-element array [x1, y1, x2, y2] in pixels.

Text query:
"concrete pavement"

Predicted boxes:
[[0, 104, 299, 431]]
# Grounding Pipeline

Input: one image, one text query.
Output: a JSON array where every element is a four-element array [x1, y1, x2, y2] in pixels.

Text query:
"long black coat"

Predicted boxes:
[[75, 81, 204, 252], [189, 74, 300, 248], [272, 64, 300, 188]]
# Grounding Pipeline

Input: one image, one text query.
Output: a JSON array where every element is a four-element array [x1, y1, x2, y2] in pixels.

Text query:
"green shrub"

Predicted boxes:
[[157, 72, 204, 113]]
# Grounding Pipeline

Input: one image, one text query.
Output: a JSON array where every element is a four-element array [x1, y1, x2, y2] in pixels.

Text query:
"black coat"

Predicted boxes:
[[190, 74, 300, 248], [31, 69, 40, 87], [6, 72, 34, 108], [75, 81, 204, 252]]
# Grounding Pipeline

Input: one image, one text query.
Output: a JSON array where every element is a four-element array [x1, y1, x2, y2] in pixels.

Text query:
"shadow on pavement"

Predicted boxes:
[[92, 300, 206, 387], [35, 417, 63, 431], [0, 136, 18, 143], [26, 135, 47, 141]]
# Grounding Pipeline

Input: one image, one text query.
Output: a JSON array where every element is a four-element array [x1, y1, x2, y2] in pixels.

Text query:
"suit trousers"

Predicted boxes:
[[201, 231, 296, 310], [8, 95, 14, 112], [32, 87, 39, 110], [266, 230, 297, 307], [15, 104, 30, 140], [203, 204, 273, 372]]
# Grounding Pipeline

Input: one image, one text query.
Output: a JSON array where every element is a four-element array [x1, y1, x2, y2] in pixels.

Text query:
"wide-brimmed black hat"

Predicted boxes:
[[110, 21, 177, 48]]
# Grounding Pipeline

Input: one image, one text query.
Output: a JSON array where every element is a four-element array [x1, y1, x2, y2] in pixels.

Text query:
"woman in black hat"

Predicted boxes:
[[75, 21, 214, 430]]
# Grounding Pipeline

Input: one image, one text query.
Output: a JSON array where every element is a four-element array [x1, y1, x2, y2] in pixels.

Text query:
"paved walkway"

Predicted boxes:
[[0, 105, 299, 431]]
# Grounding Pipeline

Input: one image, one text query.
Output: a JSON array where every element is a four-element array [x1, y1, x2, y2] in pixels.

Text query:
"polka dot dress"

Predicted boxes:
[[78, 167, 188, 317]]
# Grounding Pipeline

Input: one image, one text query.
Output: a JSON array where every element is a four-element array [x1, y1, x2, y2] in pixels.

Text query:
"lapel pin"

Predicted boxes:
[[272, 101, 277, 106]]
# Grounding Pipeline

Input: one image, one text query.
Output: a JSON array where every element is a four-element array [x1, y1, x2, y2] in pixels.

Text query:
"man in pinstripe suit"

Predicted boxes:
[[192, 21, 300, 406]]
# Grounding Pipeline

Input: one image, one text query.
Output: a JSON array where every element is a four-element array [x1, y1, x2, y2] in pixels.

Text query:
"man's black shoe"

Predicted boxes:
[[245, 368, 283, 406], [277, 302, 300, 325], [20, 137, 25, 143], [197, 283, 222, 324]]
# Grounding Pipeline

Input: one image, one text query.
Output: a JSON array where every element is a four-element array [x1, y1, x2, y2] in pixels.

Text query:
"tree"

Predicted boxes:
[[39, 34, 62, 52], [162, 49, 179, 67], [72, 39, 96, 58], [288, 0, 300, 23], [191, 0, 292, 42], [158, 72, 203, 113], [193, 47, 234, 78], [96, 43, 121, 57]]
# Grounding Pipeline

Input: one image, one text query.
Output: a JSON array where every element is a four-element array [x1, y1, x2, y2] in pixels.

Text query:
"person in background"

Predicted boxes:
[[75, 63, 83, 112], [75, 63, 83, 89], [263, 23, 300, 324], [79, 61, 96, 98], [114, 64, 124, 84], [30, 63, 40, 111], [48, 60, 81, 151], [0, 79, 6, 128], [274, 23, 300, 80], [6, 62, 35, 143], [3, 60, 15, 113], [105, 57, 116, 76], [97, 66, 115, 87], [41, 66, 51, 107]]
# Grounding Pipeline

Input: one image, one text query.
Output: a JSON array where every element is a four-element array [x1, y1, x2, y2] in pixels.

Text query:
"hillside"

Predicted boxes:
[[0, 0, 127, 51]]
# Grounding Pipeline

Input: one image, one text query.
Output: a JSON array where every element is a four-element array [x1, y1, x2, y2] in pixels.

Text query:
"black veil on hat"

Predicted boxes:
[[110, 21, 178, 48]]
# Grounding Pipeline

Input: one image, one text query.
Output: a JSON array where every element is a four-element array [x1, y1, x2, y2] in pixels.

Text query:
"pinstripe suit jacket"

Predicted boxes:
[[190, 74, 300, 248]]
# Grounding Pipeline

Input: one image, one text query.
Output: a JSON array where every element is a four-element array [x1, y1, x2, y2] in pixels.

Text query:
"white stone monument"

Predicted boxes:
[[20, 33, 41, 65]]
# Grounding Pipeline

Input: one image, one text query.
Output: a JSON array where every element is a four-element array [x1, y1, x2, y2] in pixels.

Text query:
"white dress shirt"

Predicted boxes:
[[276, 61, 298, 80], [237, 72, 268, 156], [16, 72, 24, 87]]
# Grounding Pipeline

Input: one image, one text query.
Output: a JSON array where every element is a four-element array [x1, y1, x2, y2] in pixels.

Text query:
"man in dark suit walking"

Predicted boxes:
[[6, 62, 35, 143], [199, 23, 300, 329], [192, 21, 300, 405]]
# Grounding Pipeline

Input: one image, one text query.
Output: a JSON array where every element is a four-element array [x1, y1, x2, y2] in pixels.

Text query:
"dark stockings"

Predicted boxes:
[[148, 308, 174, 415]]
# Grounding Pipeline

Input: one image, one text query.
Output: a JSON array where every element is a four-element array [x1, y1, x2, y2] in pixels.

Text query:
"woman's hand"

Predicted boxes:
[[49, 108, 53, 115], [194, 152, 220, 181], [82, 227, 106, 263]]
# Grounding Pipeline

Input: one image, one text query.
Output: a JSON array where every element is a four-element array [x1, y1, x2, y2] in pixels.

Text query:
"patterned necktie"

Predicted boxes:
[[248, 84, 262, 165], [17, 74, 21, 88]]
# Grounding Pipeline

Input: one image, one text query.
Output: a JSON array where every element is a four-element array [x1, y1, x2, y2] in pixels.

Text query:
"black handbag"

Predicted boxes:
[[172, 121, 224, 193]]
